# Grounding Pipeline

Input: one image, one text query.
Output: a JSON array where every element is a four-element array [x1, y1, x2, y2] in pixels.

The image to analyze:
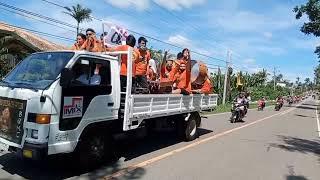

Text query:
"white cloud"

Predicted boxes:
[[263, 32, 273, 39], [105, 0, 205, 11], [105, 0, 149, 11], [244, 58, 255, 64], [154, 0, 206, 11], [167, 34, 190, 47]]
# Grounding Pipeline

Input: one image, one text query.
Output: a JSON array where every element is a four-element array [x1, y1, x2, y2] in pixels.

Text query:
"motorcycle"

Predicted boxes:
[[275, 102, 281, 111], [230, 102, 244, 123], [258, 100, 265, 111]]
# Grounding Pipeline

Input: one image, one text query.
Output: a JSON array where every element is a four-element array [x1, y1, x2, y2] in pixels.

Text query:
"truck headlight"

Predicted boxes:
[[36, 114, 51, 124]]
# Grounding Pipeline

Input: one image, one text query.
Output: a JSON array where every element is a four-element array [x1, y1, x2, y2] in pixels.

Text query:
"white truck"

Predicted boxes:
[[0, 48, 217, 164]]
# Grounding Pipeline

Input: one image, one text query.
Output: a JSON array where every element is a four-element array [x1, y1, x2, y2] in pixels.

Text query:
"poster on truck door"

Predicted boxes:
[[0, 97, 26, 144]]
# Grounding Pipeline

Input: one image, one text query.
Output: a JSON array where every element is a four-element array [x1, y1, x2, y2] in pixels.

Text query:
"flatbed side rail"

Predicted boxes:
[[124, 94, 218, 130]]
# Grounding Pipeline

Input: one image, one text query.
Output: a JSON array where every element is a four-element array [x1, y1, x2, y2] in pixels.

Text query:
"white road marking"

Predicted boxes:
[[315, 101, 320, 137]]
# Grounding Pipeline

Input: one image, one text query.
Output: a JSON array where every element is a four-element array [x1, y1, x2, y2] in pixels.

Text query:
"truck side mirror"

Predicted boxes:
[[60, 68, 73, 88]]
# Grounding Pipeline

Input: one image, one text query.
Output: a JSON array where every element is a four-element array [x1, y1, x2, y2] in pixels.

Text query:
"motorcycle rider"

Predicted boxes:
[[233, 92, 246, 118], [276, 96, 284, 108], [258, 97, 266, 110]]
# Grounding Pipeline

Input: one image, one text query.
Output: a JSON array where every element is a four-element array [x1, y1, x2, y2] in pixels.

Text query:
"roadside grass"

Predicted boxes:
[[203, 101, 276, 115]]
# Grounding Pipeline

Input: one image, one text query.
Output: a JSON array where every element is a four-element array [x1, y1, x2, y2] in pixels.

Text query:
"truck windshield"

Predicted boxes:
[[3, 52, 74, 90]]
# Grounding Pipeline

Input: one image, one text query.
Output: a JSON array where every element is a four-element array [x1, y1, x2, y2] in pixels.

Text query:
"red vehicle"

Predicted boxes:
[[257, 98, 265, 111]]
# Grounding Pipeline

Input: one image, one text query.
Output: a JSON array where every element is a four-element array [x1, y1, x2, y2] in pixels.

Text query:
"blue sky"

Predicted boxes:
[[0, 0, 318, 82]]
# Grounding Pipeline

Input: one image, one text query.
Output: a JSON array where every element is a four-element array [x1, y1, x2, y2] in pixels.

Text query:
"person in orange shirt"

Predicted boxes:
[[106, 35, 137, 92], [71, 33, 86, 50], [171, 49, 192, 93], [172, 62, 191, 95], [160, 54, 175, 81], [80, 28, 103, 52], [192, 78, 213, 94], [135, 37, 151, 89]]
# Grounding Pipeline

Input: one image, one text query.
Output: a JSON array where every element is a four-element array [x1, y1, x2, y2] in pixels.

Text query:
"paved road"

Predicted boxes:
[[0, 99, 319, 180]]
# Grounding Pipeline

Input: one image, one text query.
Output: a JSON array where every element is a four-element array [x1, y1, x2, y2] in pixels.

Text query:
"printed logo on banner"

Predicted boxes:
[[63, 97, 83, 119]]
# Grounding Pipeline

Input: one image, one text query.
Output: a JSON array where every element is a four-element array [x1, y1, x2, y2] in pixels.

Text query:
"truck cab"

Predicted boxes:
[[0, 50, 121, 160]]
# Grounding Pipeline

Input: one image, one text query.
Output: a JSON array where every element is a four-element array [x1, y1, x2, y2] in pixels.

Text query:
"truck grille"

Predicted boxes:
[[0, 97, 26, 144]]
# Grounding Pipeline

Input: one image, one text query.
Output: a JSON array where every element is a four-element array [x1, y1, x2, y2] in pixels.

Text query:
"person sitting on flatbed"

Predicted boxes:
[[80, 28, 103, 52], [172, 62, 191, 95], [191, 78, 213, 94], [71, 33, 86, 50]]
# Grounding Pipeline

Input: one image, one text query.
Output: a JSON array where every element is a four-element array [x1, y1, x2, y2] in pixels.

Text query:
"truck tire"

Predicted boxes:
[[177, 113, 200, 141], [76, 132, 114, 169]]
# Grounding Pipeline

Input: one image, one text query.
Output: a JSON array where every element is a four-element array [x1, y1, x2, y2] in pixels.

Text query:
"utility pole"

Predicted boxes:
[[273, 67, 276, 91], [223, 50, 231, 104]]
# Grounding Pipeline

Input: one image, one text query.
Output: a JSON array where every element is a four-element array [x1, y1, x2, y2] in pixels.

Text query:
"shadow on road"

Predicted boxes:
[[294, 114, 315, 118], [301, 103, 317, 107], [295, 106, 316, 110], [115, 128, 213, 161], [0, 153, 137, 180], [270, 135, 320, 156], [286, 175, 309, 180], [0, 128, 212, 179]]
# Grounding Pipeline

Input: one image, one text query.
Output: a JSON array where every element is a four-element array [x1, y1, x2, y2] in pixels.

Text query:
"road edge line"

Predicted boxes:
[[315, 100, 320, 137]]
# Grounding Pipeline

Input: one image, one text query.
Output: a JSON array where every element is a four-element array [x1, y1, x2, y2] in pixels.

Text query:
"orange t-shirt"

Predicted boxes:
[[173, 70, 191, 93], [80, 37, 102, 52], [201, 79, 213, 94], [135, 49, 151, 76], [160, 66, 175, 82], [71, 43, 80, 50], [107, 45, 137, 77], [172, 59, 191, 92]]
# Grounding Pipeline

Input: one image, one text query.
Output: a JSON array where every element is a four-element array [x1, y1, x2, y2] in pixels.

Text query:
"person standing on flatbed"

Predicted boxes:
[[135, 37, 151, 90], [172, 49, 192, 94], [106, 35, 138, 92]]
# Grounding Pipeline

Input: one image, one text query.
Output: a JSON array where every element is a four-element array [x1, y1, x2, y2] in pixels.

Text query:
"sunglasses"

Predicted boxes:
[[86, 33, 93, 36]]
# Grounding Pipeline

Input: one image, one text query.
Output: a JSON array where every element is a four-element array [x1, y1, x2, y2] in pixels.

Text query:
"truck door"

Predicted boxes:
[[59, 57, 114, 131]]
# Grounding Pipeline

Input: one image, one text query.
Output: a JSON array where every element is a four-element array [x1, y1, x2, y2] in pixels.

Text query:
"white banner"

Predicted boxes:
[[103, 22, 129, 47]]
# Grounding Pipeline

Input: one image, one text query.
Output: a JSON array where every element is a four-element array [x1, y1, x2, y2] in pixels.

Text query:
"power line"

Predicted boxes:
[[0, 6, 76, 33], [0, 2, 79, 30], [40, 0, 229, 64], [0, 22, 74, 42]]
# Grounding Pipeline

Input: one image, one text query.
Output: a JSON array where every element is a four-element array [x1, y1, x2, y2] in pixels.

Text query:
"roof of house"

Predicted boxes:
[[0, 22, 67, 51]]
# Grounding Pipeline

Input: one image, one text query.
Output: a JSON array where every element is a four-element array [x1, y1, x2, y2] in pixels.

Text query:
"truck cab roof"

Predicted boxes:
[[34, 50, 120, 61]]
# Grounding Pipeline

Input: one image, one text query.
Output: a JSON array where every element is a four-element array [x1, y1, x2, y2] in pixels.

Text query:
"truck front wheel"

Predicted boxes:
[[76, 133, 114, 169]]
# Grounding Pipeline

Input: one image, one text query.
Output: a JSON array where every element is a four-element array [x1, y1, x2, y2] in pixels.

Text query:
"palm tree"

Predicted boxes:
[[296, 77, 300, 86], [304, 78, 310, 85], [63, 4, 92, 36]]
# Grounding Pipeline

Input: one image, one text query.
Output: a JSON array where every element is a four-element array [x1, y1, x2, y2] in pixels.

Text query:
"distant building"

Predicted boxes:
[[0, 22, 66, 70], [277, 82, 286, 87]]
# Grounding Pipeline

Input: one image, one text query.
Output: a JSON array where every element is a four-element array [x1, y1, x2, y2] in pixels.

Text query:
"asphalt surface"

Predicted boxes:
[[0, 98, 319, 180]]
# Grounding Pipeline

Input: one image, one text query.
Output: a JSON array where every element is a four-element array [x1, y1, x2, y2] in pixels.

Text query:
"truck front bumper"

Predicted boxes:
[[15, 143, 48, 160]]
